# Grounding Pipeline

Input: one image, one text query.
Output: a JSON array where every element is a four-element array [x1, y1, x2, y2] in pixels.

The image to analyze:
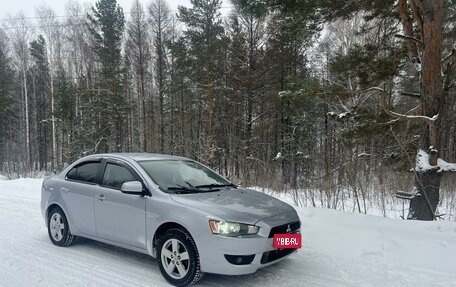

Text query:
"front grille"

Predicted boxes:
[[261, 248, 297, 264], [268, 221, 301, 238]]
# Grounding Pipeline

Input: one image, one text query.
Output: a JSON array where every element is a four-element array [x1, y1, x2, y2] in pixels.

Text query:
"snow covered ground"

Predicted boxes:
[[0, 178, 455, 287]]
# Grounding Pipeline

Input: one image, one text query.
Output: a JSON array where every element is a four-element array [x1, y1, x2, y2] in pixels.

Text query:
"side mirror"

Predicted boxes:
[[121, 181, 143, 195]]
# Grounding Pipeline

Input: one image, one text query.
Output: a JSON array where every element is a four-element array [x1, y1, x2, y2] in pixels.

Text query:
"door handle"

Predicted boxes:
[[61, 187, 69, 193], [96, 194, 105, 201]]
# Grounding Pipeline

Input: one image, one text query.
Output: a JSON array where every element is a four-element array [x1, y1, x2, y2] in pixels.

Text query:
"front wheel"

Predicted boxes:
[[157, 228, 203, 287], [47, 207, 75, 247]]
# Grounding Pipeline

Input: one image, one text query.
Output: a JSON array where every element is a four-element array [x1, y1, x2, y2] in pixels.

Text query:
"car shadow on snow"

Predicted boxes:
[[68, 237, 299, 287], [73, 237, 155, 262], [199, 263, 292, 287]]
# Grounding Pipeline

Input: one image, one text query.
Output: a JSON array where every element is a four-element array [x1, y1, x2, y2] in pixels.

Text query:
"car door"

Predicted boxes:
[[95, 160, 147, 249], [61, 160, 101, 236]]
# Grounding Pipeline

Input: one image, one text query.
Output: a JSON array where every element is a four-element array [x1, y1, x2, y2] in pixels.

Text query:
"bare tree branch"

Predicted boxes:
[[394, 34, 423, 46], [364, 87, 438, 123], [400, 91, 421, 99], [442, 48, 455, 66]]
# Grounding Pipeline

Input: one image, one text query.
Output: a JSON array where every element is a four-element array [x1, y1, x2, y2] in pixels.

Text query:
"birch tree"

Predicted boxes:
[[10, 13, 32, 170], [35, 5, 63, 169]]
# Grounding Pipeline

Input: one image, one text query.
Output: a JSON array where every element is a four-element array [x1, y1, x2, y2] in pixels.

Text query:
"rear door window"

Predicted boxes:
[[66, 162, 101, 184]]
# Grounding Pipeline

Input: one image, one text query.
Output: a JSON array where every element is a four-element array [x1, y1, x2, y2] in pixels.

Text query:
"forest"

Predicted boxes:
[[0, 0, 456, 220]]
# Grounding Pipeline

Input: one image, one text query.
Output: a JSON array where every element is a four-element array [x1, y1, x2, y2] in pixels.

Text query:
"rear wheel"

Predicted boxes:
[[47, 207, 75, 247], [157, 228, 203, 286]]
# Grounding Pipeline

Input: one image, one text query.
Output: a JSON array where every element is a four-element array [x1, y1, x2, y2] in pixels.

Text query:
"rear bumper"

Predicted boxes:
[[40, 187, 49, 225]]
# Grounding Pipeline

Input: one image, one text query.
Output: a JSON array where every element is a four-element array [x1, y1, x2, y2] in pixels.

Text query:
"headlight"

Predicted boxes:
[[208, 220, 259, 237]]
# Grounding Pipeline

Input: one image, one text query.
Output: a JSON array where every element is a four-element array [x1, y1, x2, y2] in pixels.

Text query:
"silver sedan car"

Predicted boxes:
[[41, 153, 301, 286]]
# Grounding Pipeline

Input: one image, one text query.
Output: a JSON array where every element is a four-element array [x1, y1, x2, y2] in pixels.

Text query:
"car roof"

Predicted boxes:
[[84, 153, 191, 162]]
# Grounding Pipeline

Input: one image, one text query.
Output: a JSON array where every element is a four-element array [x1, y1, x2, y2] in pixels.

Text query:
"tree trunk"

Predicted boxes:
[[23, 67, 31, 171], [408, 170, 442, 220], [407, 0, 444, 220], [50, 62, 57, 170]]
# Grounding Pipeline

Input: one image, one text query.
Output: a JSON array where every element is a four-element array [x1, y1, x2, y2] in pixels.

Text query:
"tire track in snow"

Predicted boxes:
[[1, 179, 456, 287], [0, 190, 165, 287]]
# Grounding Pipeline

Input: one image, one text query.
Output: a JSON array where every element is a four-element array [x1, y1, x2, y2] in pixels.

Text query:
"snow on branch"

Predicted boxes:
[[394, 34, 423, 45], [400, 91, 420, 99], [415, 150, 436, 172], [364, 87, 438, 124], [415, 150, 456, 173], [437, 158, 456, 172]]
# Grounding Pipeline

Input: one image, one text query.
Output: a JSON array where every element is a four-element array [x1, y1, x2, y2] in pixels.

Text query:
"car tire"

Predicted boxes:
[[47, 207, 75, 247], [157, 228, 204, 287]]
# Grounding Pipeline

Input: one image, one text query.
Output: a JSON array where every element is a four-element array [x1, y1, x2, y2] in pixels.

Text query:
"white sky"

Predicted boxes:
[[0, 0, 229, 19]]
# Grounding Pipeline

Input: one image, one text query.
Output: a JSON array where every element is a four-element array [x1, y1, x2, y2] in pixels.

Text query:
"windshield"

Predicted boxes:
[[139, 160, 233, 193]]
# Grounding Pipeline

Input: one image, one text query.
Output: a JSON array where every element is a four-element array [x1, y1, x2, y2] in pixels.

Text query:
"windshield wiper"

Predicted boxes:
[[167, 185, 201, 194], [195, 183, 237, 189], [168, 183, 231, 194]]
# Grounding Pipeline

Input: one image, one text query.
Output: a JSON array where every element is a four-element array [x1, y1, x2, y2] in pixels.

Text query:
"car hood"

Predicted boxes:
[[170, 188, 295, 224]]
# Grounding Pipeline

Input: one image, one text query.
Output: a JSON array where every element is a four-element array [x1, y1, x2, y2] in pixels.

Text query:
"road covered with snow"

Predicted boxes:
[[0, 178, 455, 287]]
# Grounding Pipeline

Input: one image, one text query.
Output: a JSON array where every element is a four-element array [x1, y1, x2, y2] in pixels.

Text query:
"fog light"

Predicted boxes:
[[224, 254, 255, 265]]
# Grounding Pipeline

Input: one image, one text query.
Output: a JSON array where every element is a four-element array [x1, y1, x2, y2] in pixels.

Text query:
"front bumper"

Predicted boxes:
[[198, 212, 300, 275]]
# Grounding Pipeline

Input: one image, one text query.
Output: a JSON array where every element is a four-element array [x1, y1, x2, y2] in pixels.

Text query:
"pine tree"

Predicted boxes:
[[0, 29, 15, 169], [126, 0, 152, 152], [87, 0, 126, 152], [225, 6, 270, 183], [55, 68, 78, 164], [149, 0, 171, 153], [30, 35, 51, 170], [252, 0, 455, 220], [168, 36, 192, 155], [177, 0, 226, 153], [0, 29, 13, 121]]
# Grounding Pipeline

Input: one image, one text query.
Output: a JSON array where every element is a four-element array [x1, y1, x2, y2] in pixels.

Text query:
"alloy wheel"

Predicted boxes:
[[160, 238, 190, 279], [50, 213, 65, 242]]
